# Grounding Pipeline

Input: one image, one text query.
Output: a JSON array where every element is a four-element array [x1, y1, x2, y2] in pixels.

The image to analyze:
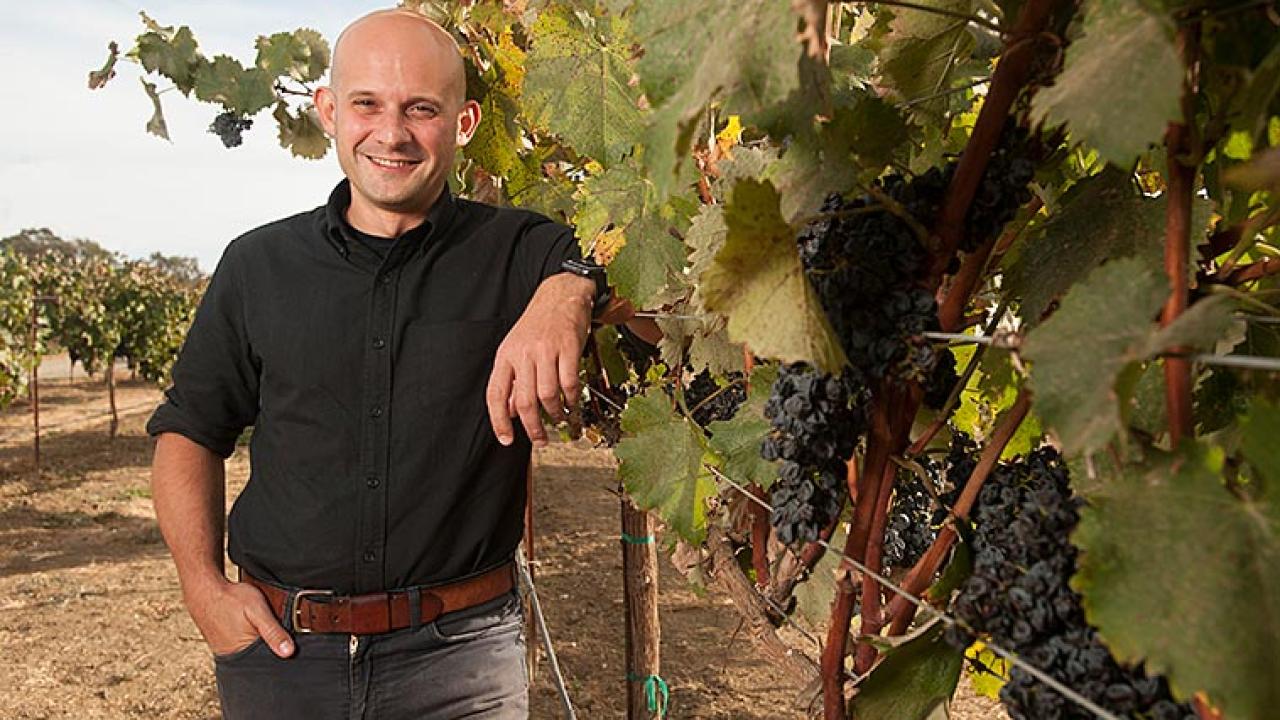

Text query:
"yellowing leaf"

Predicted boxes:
[[593, 226, 626, 266], [698, 179, 847, 373]]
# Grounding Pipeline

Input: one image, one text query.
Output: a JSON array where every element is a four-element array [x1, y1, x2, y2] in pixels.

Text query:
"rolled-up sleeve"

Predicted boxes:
[[146, 239, 259, 458]]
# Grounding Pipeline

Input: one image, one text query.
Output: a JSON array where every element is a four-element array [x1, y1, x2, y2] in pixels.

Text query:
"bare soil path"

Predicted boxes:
[[0, 367, 1005, 719]]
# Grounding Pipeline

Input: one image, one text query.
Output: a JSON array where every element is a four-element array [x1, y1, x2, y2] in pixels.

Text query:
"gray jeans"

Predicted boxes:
[[213, 589, 529, 719]]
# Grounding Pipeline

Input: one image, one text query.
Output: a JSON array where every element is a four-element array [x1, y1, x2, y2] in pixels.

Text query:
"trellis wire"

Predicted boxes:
[[516, 551, 577, 719], [923, 330, 1280, 370], [706, 464, 1122, 720]]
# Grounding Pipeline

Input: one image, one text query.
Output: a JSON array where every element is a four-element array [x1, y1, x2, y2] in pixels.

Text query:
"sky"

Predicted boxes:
[[0, 0, 391, 273]]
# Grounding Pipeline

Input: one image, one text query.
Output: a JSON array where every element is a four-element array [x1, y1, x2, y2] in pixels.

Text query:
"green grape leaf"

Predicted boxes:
[[255, 29, 330, 83], [698, 179, 848, 373], [1006, 167, 1211, 325], [616, 387, 718, 542], [573, 160, 693, 307], [523, 7, 644, 165], [794, 523, 847, 629], [631, 0, 802, 197], [194, 55, 276, 115], [764, 97, 898, 224], [1241, 398, 1280, 489], [1073, 442, 1280, 718], [140, 79, 170, 141], [1031, 0, 1181, 167], [466, 86, 544, 205], [707, 364, 779, 490], [655, 313, 746, 376], [272, 102, 329, 159], [1126, 361, 1167, 438], [849, 622, 965, 720], [964, 642, 1010, 699], [876, 0, 978, 121], [685, 203, 728, 284], [1022, 258, 1235, 455], [1230, 40, 1280, 144], [133, 26, 201, 95]]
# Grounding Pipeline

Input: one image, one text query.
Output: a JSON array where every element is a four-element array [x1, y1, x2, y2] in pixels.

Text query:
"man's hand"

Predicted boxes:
[[185, 576, 295, 659], [486, 273, 595, 447]]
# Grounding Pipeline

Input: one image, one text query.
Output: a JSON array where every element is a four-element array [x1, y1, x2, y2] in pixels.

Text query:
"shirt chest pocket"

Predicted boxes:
[[404, 319, 507, 413]]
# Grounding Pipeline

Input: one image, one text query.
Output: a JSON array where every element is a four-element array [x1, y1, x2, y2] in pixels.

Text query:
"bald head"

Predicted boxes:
[[330, 9, 466, 107]]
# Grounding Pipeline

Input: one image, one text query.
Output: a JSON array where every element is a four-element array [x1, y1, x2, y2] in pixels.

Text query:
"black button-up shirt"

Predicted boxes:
[[147, 179, 580, 594]]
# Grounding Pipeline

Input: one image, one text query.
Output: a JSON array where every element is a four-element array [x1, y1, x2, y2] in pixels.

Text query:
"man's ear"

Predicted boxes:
[[314, 86, 337, 137], [456, 100, 482, 146]]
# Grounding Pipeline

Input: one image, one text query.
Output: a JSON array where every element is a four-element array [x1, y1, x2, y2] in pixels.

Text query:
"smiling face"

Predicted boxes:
[[315, 11, 480, 234]]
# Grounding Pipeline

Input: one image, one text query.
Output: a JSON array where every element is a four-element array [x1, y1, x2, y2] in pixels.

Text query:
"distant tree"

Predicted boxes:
[[1, 228, 115, 264], [147, 252, 205, 287]]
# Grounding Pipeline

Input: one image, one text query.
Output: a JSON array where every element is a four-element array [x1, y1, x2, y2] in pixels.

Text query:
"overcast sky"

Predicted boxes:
[[0, 0, 390, 272]]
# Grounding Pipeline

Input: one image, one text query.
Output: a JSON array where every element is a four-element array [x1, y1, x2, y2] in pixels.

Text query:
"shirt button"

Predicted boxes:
[[366, 476, 380, 489], [370, 406, 383, 418], [379, 274, 392, 285], [372, 337, 386, 349], [363, 549, 377, 562]]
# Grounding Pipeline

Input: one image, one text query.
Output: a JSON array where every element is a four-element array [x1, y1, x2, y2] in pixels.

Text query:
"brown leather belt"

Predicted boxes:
[[241, 562, 515, 635]]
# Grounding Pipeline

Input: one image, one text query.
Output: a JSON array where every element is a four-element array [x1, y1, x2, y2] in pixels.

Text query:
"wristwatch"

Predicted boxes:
[[560, 257, 612, 316]]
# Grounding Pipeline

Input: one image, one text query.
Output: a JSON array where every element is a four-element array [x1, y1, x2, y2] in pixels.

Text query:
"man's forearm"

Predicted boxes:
[[151, 432, 230, 597]]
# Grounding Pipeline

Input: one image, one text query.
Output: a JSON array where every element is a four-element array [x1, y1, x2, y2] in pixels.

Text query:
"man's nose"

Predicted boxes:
[[373, 111, 413, 146]]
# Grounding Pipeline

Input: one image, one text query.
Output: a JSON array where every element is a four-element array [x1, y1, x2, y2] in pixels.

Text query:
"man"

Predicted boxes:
[[147, 9, 641, 718]]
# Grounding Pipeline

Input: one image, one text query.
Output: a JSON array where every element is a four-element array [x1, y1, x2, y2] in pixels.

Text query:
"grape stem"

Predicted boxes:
[[937, 196, 1041, 331], [1162, 24, 1199, 448]]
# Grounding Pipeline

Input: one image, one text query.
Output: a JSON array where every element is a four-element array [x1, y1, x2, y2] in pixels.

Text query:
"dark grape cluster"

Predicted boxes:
[[962, 124, 1038, 253], [946, 448, 1193, 720], [208, 111, 253, 148], [684, 369, 747, 426], [883, 431, 979, 569], [882, 468, 934, 569], [761, 364, 868, 545], [795, 123, 1038, 384], [797, 173, 946, 383]]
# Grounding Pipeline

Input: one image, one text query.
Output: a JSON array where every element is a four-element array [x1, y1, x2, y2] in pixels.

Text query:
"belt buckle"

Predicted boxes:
[[289, 589, 334, 634]]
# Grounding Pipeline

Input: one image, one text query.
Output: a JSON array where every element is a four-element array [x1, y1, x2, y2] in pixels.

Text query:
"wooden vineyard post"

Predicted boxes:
[[106, 356, 118, 438], [621, 497, 663, 719], [28, 298, 40, 472]]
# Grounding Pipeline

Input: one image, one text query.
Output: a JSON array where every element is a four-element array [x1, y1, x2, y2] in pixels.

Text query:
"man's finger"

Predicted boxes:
[[558, 346, 581, 414], [245, 594, 294, 658], [535, 349, 566, 423], [513, 357, 546, 447], [486, 359, 516, 446]]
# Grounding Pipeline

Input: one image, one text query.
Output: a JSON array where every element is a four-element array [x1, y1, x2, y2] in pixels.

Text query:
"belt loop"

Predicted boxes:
[[408, 587, 422, 630], [283, 589, 297, 632]]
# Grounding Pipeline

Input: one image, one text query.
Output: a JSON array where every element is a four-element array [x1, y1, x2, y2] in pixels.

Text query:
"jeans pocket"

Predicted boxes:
[[432, 590, 522, 643], [212, 636, 267, 664]]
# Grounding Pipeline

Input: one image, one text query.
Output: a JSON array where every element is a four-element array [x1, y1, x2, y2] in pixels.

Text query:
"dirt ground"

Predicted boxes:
[[0, 362, 1006, 719]]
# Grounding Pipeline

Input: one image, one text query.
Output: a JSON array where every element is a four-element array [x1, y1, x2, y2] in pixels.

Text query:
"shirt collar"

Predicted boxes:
[[323, 179, 456, 257]]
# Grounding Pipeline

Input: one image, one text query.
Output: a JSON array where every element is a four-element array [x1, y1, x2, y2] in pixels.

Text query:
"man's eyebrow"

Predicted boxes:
[[344, 90, 444, 106]]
